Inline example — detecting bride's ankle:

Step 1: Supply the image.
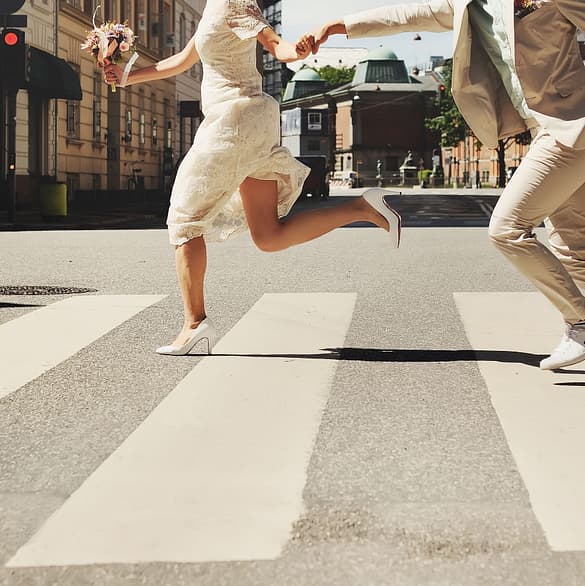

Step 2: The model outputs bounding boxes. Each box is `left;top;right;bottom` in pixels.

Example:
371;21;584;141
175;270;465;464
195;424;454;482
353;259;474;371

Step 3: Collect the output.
183;317;206;330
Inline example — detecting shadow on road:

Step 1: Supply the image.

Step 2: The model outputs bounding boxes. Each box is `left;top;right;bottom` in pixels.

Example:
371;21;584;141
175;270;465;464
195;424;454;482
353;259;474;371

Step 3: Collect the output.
0;302;44;308
211;347;545;367
293;193;498;228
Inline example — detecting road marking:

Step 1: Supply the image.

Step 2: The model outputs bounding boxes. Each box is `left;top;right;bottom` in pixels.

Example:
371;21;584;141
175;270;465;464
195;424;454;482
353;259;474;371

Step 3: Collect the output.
7;292;357;567
478;202;494;217
0;295;166;400
455;292;585;551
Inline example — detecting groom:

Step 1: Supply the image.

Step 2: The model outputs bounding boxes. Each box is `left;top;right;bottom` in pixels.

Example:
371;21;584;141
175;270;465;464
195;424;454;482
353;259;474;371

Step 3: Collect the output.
311;0;585;370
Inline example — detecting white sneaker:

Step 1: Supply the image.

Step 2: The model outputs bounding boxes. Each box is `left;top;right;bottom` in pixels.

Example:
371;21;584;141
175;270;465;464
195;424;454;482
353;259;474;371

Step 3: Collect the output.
540;322;585;370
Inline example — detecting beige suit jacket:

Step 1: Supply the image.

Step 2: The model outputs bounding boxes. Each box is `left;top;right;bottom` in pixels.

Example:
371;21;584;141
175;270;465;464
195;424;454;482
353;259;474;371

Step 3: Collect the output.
345;0;585;149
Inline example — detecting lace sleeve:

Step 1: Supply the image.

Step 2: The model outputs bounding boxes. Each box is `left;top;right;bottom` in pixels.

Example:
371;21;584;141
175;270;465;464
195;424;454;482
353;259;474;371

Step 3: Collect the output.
226;0;270;40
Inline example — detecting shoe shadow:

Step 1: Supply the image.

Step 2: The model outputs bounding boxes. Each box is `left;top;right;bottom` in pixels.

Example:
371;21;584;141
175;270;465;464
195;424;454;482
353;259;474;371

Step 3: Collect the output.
213;348;545;368
554;368;585;375
0;302;44;308
554;381;585;387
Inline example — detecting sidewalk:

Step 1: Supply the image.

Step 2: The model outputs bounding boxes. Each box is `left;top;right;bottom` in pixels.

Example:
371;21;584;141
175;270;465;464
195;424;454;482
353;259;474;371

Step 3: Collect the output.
0;204;166;231
329;185;504;197
0;187;504;231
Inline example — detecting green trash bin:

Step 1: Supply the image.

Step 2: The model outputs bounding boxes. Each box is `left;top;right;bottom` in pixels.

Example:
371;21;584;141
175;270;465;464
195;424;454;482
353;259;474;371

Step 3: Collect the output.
40;182;67;219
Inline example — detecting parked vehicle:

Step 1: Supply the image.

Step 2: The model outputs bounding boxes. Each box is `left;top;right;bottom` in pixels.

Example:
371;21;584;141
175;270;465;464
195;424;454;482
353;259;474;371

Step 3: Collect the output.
332;170;361;188
296;156;330;199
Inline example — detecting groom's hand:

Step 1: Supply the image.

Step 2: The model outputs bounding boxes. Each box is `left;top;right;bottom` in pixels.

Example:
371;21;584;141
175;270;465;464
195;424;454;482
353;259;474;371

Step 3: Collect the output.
311;20;347;54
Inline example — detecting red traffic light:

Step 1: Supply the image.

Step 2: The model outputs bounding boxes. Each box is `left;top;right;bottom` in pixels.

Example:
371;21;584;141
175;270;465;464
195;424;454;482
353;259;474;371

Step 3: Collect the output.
2;29;24;47
439;84;446;92
3;31;19;46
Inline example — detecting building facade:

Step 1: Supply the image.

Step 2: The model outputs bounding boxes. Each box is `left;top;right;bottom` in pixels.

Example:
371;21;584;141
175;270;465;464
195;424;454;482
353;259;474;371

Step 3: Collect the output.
3;1;210;214
3;0;59;204
59;0;177;198
258;0;290;101
281;47;442;187
174;0;205;159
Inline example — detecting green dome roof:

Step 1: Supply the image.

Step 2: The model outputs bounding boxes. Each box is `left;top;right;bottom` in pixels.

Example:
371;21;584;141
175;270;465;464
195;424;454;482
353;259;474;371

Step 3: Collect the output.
361;46;399;61
292;67;322;81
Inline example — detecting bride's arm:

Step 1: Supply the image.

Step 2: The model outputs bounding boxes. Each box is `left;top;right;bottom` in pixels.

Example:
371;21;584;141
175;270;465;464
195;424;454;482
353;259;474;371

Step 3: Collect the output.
256;27;312;63
104;36;199;87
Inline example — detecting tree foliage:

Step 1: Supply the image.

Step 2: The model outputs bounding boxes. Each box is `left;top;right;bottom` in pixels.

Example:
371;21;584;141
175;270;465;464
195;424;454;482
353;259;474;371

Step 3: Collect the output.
425;59;468;147
317;65;356;89
426;59;534;186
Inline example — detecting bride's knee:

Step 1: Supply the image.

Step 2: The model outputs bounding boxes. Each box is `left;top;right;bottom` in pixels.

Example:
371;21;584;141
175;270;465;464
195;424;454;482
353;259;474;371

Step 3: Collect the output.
250;227;284;253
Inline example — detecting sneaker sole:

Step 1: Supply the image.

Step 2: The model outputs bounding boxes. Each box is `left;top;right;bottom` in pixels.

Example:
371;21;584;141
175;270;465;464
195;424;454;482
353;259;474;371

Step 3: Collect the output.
540;352;585;370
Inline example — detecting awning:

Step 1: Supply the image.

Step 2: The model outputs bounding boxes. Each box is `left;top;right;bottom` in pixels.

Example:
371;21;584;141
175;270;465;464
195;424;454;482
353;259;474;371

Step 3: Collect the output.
26;46;82;101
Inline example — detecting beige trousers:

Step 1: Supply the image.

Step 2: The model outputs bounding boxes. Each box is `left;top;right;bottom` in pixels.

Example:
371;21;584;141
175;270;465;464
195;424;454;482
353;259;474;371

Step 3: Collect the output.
488;130;585;324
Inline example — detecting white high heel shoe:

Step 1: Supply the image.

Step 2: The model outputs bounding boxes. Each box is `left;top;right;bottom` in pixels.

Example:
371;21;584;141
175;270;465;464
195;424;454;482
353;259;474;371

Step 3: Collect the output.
156;318;218;356
362;188;402;248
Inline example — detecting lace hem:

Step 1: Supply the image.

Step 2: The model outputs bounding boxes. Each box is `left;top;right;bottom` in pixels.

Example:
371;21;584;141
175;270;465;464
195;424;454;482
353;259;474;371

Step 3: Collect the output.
226;0;270;40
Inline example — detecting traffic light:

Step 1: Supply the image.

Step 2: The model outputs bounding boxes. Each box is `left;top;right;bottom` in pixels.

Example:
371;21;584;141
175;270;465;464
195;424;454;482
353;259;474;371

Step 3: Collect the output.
0;28;28;89
438;83;446;102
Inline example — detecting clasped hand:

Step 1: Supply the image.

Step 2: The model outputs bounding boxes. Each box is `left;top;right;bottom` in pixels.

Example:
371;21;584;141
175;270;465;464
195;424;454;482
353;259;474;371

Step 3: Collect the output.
295;25;330;59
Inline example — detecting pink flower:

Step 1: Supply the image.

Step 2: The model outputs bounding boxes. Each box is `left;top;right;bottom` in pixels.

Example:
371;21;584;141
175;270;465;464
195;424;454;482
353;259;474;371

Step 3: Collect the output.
119;41;130;52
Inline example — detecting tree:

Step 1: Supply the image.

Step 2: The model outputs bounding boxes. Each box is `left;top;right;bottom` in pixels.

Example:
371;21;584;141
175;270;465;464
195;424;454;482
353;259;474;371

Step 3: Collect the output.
426;59;533;186
317;65;355;90
425;59;468;148
495;131;531;187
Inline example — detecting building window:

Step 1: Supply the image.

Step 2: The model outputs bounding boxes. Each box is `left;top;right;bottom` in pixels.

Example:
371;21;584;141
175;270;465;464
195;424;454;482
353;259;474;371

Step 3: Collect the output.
66;64;81;138
149;2;160;52
152;118;158;146
93;72;102;140
92;173;101;192
161;1;174;56
308;112;322;131
307;139;321;152
179;13;186;48
139;113;146;145
66;173;80;202
138;89;145;146
163;98;172;148
136;0;147;43
125;109;132;144
103;1;120;20
166;121;172;148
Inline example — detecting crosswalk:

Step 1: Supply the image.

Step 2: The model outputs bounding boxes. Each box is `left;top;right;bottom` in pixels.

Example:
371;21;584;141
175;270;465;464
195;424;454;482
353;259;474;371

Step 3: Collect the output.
455;293;585;552
1;291;585;568
0;295;167;400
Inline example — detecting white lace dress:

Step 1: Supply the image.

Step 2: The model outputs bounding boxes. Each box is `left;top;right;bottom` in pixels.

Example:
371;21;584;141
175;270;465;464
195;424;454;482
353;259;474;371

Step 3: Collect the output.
167;0;310;245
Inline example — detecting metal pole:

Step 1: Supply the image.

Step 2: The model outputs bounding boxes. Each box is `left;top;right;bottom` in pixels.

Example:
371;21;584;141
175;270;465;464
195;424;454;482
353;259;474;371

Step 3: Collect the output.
7;89;17;222
54;0;59;178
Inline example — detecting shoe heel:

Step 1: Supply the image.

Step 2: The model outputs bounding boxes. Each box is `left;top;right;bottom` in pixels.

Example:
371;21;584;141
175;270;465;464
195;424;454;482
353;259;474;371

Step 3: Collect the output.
389;209;402;249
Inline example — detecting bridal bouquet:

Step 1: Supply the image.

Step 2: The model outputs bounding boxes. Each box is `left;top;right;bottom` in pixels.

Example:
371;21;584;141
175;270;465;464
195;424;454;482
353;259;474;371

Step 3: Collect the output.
514;0;544;19
81;9;138;92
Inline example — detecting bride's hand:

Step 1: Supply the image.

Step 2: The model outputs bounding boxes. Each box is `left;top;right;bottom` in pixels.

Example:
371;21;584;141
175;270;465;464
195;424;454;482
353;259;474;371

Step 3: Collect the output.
295;34;315;59
103;63;122;86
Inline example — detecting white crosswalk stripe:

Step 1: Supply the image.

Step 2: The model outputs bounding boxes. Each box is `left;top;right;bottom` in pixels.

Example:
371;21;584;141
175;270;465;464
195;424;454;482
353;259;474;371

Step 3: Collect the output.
4;290;583;568
0;295;167;400
6;292;357;567
455;292;585;552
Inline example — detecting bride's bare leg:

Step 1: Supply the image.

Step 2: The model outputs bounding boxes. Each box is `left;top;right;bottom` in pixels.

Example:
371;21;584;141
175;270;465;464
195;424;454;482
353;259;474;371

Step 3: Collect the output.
239;177;388;252
172;236;207;345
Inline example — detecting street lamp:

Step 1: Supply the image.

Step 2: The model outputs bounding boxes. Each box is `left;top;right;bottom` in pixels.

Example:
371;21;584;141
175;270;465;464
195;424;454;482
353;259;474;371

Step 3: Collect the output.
413;33;421;70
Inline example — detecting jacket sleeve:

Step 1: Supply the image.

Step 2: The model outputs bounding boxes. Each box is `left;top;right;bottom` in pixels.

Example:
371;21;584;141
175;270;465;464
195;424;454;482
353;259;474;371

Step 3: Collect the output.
344;0;454;39
555;0;585;33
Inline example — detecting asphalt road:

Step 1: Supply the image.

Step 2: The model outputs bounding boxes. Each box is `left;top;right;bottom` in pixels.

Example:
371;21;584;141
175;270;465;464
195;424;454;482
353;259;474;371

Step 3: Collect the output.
1;200;584;585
